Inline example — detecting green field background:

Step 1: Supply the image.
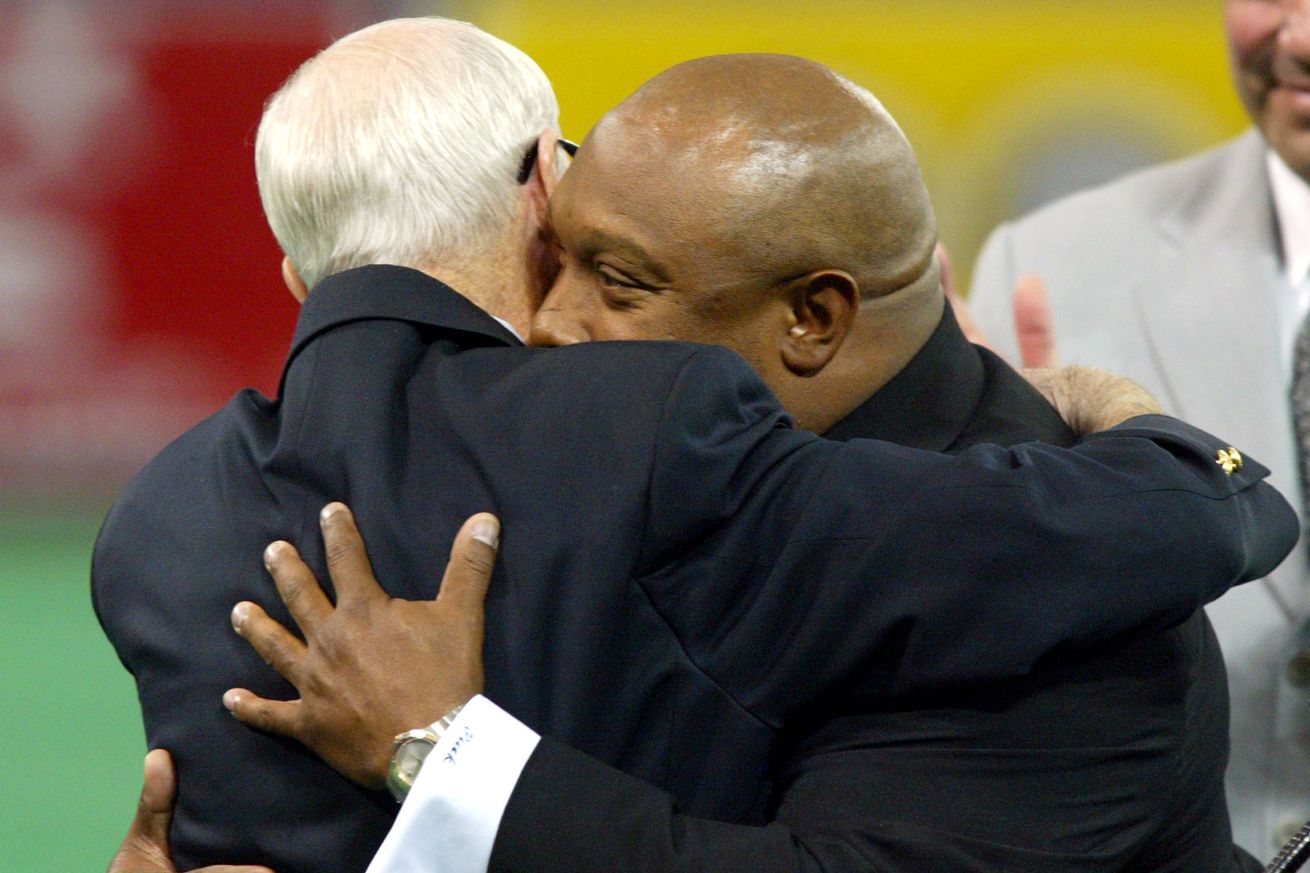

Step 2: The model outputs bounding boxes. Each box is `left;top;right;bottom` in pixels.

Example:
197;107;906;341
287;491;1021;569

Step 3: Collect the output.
1;507;144;872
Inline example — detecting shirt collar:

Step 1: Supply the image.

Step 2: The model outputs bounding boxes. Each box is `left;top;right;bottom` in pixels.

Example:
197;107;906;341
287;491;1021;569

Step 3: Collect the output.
1267;148;1310;289
492;316;524;342
281;264;522;397
822;302;982;451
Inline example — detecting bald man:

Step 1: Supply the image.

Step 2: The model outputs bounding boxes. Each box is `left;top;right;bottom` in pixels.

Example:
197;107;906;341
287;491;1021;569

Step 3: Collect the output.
193;55;1262;873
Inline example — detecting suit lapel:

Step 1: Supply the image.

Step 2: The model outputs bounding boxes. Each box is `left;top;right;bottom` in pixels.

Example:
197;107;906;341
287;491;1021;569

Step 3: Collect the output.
1133;132;1284;436
1133;131;1308;619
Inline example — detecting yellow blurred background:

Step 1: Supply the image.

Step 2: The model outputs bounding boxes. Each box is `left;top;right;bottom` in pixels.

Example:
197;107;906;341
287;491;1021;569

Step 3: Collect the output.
0;2;1253;869
464;0;1247;286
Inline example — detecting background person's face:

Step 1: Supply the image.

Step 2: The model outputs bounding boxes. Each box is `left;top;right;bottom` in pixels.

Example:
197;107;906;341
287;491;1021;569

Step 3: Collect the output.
1228;0;1310;177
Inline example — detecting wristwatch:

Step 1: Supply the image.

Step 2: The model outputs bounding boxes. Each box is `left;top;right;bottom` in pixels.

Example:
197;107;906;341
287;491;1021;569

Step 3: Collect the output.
386;702;466;802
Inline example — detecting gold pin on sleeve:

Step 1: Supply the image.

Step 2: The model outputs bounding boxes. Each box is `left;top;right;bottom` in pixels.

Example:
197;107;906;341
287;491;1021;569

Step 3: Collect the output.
1215;447;1243;476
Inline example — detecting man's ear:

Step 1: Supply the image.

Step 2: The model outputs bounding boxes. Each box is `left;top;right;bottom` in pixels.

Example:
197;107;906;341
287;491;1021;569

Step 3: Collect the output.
781;271;860;376
523;131;569;303
282;256;309;303
527;129;566;212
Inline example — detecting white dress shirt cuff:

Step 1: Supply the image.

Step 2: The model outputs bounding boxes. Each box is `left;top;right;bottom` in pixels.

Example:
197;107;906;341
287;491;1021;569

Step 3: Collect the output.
366;694;541;873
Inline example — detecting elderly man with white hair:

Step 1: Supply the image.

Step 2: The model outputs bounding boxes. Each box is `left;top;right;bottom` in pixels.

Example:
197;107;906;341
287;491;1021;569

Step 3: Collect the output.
254;16;568;337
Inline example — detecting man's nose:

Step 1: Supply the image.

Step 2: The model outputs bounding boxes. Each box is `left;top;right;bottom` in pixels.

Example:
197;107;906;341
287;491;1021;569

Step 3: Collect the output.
528;307;588;348
1281;2;1310;61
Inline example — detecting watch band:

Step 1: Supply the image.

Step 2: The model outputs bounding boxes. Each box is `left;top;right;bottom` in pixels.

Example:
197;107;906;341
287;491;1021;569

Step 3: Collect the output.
430;701;466;739
386;701;468;802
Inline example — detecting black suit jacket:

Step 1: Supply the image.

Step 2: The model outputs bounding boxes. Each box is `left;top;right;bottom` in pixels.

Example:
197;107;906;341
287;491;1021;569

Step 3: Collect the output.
490;309;1260;873
92;267;1291;873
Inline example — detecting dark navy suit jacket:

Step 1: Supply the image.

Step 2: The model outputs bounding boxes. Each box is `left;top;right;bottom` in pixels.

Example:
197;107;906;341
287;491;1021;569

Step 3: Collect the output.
92;266;1293;873
487;309;1261;873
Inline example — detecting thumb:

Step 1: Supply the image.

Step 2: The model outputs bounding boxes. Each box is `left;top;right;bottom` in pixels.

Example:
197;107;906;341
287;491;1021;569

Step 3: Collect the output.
935;242;958;299
113;749;278;873
137;749;177;839
436;513;499;613
109;749;177;873
1014;274;1057;368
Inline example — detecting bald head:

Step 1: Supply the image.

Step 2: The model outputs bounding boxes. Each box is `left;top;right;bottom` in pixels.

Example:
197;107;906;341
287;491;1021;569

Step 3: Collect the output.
593;54;938;298
537;53;946;433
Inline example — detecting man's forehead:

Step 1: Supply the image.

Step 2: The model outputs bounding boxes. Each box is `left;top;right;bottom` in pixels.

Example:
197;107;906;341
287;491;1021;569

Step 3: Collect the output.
560;107;770;247
552;133;663;224
550;162;661;251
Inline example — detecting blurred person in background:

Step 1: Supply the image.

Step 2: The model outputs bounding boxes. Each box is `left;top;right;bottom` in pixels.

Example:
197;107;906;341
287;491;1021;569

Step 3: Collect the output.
968;0;1310;856
109;31;1287;873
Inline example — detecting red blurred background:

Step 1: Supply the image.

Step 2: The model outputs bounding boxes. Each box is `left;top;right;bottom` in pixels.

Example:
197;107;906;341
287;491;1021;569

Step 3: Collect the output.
0;3;389;498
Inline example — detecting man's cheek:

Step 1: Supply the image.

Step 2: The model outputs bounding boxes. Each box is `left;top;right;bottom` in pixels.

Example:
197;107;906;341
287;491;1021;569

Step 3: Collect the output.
1226;5;1279;63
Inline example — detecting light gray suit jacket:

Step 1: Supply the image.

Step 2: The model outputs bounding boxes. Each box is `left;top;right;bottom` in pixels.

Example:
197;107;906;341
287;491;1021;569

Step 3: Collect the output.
971;129;1310;858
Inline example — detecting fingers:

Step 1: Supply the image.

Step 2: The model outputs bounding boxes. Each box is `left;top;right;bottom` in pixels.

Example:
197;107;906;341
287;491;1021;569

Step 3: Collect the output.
1017;366;1064;419
231;601;308;688
437;513;499;614
114;752;274;872
1014;274;1057;368
935;242;958;299
263;540;332;636
108;750;176;873
1019;365;1160;435
319;503;385;608
136;749;177;838
1017;367;1058;392
223;687;302;740
141;748;177;815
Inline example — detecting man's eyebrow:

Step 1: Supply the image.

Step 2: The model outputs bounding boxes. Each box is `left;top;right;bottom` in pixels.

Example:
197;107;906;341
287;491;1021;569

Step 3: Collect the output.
570;223;672;283
594;230;675;281
582;228;645;257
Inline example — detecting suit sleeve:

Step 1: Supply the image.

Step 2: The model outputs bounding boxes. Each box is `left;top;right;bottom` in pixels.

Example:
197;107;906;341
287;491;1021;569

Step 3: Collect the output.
489;738;1031;873
373;697;962;873
383;700;1022;873
489;732;1267;873
636;347;1299;722
966;222;1023;361
490;738;822;873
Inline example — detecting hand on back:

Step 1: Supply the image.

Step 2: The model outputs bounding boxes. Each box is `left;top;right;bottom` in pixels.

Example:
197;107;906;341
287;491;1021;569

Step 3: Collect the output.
941;244;1157;432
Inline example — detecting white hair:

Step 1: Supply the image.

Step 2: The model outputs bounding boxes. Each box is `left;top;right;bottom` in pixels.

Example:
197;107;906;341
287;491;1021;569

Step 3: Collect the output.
255;17;560;289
